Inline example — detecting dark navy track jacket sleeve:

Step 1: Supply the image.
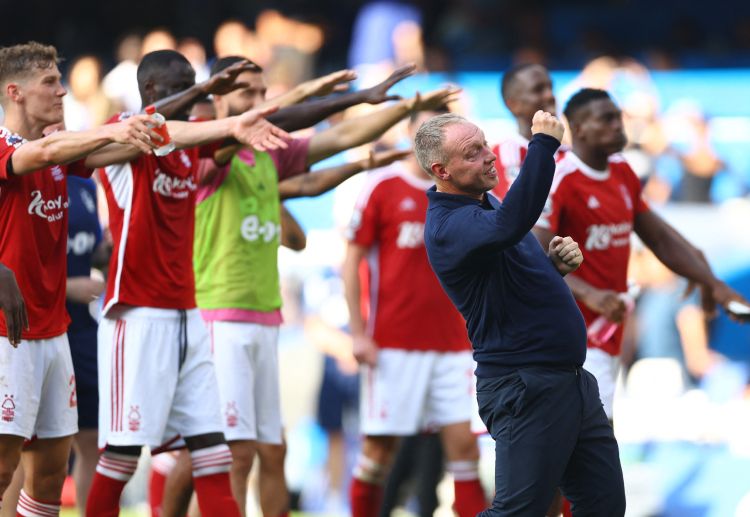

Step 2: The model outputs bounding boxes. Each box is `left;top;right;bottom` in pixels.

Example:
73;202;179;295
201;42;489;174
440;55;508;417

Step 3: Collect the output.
429;134;560;268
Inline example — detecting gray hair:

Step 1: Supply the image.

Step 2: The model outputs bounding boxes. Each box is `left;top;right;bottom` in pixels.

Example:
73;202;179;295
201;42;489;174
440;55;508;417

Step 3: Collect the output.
413;113;467;176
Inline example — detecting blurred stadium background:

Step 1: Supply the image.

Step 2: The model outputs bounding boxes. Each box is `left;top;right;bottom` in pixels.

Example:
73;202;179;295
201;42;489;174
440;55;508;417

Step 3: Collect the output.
6;1;750;515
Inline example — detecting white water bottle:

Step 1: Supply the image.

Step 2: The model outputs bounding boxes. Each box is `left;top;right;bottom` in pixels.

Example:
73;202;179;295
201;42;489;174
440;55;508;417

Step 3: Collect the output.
587;284;640;347
144;105;175;156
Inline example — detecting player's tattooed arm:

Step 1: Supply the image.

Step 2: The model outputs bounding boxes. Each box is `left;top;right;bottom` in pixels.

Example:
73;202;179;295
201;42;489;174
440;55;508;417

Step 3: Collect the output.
305;85;461;167
278;149;411;200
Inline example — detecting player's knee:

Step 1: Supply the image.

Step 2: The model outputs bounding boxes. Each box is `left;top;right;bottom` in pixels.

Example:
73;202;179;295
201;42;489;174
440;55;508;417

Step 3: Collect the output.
0;466;15;494
362;436;398;465
229;444;256;474
257;442;286;473
447;434;480;462
26;463;68;499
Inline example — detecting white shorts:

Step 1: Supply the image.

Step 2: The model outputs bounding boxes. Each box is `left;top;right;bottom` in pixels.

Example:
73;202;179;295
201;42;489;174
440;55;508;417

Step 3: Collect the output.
0;334;78;440
206;321;282;444
360;349;474;436
584;347;621;420
98;307;223;450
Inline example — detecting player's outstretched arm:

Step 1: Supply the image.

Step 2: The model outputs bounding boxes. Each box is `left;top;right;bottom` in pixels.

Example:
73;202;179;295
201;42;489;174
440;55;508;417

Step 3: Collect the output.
634;209;750;321
305;85;461;167
266;64;416;133
168;106;291;152
10;116;158;175
279;149;411;200
151;60;262;120
279;205;306;251
0;263;28;347
262;69;358;109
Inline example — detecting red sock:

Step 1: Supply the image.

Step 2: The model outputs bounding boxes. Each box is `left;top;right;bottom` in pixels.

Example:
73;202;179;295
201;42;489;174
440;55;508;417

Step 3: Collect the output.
16;489;61;517
149;452;178;517
85;452;139;517
191;445;239;517
350;454;386;517
350;478;383;517
563;497;572;517
448;461;487;517
453;479;487;517
148;468;167;517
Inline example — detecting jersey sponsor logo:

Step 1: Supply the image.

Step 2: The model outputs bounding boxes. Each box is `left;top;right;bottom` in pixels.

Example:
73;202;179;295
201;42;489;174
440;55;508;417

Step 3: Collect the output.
68;231;97;256
28;190;68;222
240;214;280;243
584;222;632;250
1;394;15;422
399;197;417;211
396;221;425;249
152;169;197;199
587;195;600;209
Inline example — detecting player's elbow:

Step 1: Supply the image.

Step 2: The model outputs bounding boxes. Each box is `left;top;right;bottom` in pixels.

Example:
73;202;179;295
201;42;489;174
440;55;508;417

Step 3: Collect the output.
285;235;306;251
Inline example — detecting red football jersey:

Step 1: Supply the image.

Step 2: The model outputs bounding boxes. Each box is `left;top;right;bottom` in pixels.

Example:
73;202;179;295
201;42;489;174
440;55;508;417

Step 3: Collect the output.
347;168;470;352
490;133;566;200
100;113;200;314
536;153;648;355
0;127;91;339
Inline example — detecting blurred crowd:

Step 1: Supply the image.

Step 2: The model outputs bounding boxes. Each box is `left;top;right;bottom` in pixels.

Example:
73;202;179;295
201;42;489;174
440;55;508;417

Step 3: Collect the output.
3;5;750;515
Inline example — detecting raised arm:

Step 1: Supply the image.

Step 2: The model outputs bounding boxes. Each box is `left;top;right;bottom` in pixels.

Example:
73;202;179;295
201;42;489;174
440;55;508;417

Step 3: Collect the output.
278;149;410;200
9;115;158;175
434;116;562;267
263;69;358;109
306;86;461;166
85;106;290;169
151;60;263;119
267;64;416;133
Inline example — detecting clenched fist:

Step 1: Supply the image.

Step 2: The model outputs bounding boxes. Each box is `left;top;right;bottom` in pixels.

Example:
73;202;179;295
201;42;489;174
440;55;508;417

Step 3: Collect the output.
549;235;583;276
531;110;564;143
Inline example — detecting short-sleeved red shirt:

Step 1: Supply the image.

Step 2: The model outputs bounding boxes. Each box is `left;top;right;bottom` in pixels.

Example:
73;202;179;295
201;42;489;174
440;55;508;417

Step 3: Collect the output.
347;168;470;352
0;127;91;339
536;153;648;355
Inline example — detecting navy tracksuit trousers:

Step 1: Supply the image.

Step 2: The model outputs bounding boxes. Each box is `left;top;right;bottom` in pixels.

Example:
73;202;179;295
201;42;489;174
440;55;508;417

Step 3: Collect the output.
476;367;625;516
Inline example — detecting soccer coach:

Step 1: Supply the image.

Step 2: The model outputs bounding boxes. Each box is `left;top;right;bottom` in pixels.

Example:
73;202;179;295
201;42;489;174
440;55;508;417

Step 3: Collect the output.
416;111;626;516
